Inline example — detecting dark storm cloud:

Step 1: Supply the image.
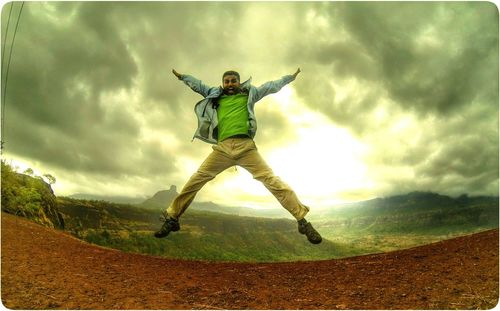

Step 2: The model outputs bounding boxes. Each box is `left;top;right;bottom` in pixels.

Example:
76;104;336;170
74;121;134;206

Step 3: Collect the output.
314;41;377;81
2;2;178;178
2;1;497;200
4;2;137;131
117;2;248;105
2;1;252;185
287;2;498;197
291;2;498;117
415;113;499;189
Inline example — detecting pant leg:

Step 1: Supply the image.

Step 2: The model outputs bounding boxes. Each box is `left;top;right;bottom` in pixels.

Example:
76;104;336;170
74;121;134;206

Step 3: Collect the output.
166;145;236;219
235;139;310;220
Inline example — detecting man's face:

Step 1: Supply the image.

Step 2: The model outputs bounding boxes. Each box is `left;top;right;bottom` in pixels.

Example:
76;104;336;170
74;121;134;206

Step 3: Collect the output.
222;74;241;95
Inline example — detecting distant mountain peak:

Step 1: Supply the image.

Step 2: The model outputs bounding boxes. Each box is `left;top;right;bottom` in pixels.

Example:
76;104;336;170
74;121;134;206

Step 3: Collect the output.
141;185;179;208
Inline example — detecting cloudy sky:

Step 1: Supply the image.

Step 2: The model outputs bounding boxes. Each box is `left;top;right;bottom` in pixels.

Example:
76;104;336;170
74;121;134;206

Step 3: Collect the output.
1;2;498;210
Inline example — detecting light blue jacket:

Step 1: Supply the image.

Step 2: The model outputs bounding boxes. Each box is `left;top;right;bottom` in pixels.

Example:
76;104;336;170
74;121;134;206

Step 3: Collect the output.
179;74;296;144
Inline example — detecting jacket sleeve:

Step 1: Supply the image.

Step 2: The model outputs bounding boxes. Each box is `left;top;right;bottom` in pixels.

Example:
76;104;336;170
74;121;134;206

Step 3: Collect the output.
253;75;295;102
180;74;217;98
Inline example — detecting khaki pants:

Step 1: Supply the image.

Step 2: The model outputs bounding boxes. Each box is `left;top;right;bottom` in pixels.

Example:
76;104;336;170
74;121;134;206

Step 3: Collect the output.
166;137;310;220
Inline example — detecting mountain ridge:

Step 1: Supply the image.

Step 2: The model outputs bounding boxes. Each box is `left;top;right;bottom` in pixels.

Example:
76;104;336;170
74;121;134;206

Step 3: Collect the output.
3;163;497;262
72;188;499;220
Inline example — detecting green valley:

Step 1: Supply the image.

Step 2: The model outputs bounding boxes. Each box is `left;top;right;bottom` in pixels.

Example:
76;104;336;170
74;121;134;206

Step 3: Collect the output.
57;197;365;262
310;192;499;253
2;161;498;262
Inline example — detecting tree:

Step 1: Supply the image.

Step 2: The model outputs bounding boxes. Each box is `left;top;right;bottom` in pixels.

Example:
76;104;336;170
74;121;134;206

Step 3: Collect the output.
23;168;34;176
43;174;56;185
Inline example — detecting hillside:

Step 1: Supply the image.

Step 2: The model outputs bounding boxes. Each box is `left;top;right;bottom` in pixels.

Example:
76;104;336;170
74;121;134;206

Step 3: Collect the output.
137;187;276;217
0;161;64;229
2;212;498;309
2;163;498;262
56;197;360;262
312;191;498;229
311;191;499;251
55;190;498;261
139;185;178;209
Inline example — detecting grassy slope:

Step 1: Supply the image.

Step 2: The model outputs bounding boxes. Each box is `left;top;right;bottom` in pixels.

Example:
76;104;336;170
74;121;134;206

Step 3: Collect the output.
311;193;498;253
56;192;499;262
4;161;497;262
57;197;370;262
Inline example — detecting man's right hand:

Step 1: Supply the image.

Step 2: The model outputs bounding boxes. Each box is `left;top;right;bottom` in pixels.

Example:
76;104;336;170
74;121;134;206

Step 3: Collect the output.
172;69;182;80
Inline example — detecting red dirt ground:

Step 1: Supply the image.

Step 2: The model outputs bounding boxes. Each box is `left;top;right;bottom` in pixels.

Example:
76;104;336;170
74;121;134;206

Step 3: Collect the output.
1;212;498;310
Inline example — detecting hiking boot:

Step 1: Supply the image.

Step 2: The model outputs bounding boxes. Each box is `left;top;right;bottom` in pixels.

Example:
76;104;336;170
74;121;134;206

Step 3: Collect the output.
154;214;180;238
298;219;322;244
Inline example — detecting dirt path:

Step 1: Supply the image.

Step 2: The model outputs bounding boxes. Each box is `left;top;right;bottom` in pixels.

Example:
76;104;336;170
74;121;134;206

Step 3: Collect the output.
1;212;498;309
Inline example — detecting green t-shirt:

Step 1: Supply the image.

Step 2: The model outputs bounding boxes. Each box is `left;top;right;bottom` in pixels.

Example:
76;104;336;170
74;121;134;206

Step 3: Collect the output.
217;93;249;142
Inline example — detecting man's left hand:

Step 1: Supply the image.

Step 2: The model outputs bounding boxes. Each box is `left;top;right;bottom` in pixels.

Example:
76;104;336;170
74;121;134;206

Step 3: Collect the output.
292;68;301;78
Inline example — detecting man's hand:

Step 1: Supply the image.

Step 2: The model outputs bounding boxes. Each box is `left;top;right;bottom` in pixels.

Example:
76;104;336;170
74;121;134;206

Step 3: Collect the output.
292;67;301;79
172;69;182;80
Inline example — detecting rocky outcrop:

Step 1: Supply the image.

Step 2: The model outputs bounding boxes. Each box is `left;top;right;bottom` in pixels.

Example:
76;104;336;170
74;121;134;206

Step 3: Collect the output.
1;162;64;229
140;185;178;209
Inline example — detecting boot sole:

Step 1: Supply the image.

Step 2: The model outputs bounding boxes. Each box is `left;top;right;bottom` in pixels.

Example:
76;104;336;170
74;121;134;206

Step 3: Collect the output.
307;236;322;244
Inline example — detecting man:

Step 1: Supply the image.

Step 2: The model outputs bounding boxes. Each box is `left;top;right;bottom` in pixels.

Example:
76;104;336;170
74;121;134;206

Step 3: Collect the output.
154;68;322;244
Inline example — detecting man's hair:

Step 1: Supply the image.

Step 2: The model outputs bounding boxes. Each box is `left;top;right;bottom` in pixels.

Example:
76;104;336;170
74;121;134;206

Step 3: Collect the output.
222;70;240;82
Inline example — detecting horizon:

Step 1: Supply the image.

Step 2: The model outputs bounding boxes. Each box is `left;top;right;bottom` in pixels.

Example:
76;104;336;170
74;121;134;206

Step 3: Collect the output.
5;157;498;211
1;2;498;209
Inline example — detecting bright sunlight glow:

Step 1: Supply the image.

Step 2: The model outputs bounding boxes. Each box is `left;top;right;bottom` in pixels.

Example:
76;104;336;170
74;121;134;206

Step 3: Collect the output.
197;87;374;209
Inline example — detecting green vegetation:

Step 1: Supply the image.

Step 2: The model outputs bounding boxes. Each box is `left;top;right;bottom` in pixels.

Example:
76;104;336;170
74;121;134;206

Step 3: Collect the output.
82;226;362;262
56;197;367;261
310;192;499;253
1;161;63;228
56;191;498;262
2;162;498;262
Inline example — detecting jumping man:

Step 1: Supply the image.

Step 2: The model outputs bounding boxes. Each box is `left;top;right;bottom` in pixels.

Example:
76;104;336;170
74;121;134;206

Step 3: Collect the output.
154;68;322;244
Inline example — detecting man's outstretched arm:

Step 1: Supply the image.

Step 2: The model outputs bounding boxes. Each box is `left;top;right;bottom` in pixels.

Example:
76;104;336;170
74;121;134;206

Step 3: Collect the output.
172;69;215;98
253;68;301;101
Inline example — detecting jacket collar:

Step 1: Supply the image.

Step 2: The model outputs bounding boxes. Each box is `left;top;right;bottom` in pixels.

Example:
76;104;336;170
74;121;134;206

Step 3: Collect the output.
240;76;252;91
